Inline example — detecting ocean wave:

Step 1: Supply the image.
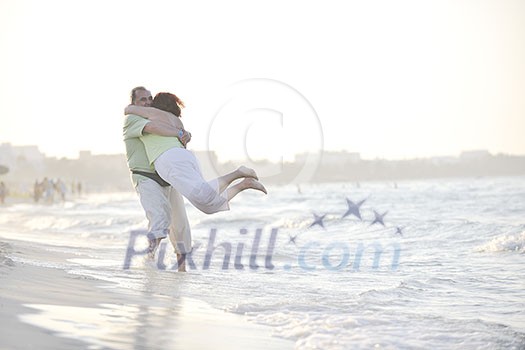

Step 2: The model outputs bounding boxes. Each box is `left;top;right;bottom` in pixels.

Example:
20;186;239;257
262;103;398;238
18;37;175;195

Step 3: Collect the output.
226;301;333;316
476;231;525;253
0;241;15;267
19;215;141;233
248;309;525;350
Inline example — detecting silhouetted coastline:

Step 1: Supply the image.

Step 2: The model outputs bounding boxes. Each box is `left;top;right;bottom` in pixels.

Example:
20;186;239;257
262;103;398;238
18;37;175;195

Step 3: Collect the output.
1;145;524;196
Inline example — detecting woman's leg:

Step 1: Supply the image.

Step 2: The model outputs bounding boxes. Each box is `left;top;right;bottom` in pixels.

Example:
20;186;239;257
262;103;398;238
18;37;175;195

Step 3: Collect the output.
226;178;267;201
155;149;231;214
155;149;266;214
216;166;258;194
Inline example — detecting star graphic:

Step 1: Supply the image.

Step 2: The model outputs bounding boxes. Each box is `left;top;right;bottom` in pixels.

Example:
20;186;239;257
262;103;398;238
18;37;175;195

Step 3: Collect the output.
309;213;327;229
288;234;298;245
370;210;388;226
394;226;404;236
342;198;366;220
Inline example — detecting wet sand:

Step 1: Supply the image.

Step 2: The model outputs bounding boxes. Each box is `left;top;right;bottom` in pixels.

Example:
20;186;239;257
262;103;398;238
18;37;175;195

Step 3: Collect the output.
0;238;294;350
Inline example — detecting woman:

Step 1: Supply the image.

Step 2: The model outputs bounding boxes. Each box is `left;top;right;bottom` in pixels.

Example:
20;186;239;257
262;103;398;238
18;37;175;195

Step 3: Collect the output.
127;92;267;214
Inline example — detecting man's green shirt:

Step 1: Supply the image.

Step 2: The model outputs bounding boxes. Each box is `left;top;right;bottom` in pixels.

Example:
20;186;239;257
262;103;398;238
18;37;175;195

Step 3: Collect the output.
123;114;154;187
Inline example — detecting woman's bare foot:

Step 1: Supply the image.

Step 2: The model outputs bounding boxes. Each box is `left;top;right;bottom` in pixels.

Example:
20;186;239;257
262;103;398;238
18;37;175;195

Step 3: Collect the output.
237;166;258;180
241;178;267;194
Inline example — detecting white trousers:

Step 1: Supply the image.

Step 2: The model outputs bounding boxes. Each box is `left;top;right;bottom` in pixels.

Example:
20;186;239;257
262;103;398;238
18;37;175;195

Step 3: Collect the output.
136;178;192;253
154;148;229;215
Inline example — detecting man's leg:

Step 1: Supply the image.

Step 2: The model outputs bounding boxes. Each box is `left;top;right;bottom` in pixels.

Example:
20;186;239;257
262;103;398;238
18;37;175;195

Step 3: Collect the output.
136;178;171;259
168;187;192;272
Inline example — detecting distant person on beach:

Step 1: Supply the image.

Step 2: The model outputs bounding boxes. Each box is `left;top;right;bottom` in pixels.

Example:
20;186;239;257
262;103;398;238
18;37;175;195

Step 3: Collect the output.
125;92;267;215
42;177;54;204
0;182;7;204
34;180;42;202
123;86;192;270
54;179;67;201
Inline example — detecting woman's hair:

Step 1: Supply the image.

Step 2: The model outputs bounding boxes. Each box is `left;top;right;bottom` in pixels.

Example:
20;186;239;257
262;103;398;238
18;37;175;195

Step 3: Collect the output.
151;92;185;117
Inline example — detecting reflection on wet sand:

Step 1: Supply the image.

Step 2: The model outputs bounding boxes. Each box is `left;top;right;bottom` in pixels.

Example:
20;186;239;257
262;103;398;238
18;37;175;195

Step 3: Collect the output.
17;267;291;350
19;296;290;350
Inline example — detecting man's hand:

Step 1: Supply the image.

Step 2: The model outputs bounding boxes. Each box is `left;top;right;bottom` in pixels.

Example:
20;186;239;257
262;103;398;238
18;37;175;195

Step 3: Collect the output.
180;130;192;147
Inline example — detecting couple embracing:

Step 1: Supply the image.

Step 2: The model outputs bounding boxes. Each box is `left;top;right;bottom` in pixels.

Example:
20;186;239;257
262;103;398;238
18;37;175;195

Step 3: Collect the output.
123;87;267;271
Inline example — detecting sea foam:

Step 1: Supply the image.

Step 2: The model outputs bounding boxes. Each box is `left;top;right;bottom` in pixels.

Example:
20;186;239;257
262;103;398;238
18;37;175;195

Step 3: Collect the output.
476;231;525;253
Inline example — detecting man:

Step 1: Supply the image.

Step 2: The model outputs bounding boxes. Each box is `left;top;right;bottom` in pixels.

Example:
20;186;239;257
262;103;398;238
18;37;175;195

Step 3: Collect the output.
123;86;192;271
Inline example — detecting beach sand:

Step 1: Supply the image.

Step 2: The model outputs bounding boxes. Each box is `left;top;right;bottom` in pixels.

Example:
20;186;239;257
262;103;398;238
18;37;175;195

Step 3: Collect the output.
0;238;294;350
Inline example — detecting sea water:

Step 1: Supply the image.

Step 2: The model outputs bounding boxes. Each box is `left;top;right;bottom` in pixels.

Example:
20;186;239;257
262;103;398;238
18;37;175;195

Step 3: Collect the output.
1;176;524;349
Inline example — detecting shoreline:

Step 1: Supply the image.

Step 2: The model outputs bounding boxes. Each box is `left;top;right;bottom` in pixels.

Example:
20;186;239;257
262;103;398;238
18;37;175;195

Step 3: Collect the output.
0;237;294;350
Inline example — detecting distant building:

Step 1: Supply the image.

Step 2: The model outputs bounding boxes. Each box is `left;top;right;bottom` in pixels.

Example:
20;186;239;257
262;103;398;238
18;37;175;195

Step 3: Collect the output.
460;150;491;160
430;156;459;165
0;143;45;173
79;150;92;160
295;151;361;166
321;151;361;165
0;143;14;168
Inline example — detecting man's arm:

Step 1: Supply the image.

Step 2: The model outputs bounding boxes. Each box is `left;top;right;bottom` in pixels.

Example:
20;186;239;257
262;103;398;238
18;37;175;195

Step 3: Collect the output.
143;120;183;137
125;105;184;130
124;114;181;139
124;114;190;146
125;105;191;145
144;120;192;146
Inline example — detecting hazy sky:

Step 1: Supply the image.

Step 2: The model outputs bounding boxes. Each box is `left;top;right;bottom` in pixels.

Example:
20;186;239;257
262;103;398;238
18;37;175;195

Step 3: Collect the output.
1;0;524;161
